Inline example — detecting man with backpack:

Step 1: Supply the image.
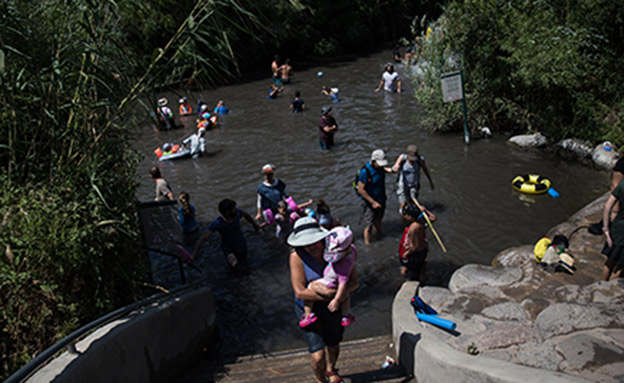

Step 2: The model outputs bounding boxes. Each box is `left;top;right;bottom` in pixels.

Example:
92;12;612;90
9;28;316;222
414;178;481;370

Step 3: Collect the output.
356;149;393;244
392;144;434;212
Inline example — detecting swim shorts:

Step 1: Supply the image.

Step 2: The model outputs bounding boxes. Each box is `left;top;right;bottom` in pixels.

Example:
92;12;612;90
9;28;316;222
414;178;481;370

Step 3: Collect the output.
361;200;385;227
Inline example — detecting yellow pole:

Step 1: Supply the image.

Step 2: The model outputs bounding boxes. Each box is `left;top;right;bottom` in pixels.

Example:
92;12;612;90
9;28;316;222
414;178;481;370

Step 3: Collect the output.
412;198;447;253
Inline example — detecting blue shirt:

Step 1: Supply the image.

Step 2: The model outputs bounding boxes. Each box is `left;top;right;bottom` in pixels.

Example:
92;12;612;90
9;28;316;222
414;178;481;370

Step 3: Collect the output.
291;99;304;112
257;180;288;211
214;105;229;115
178;205;199;232
207;209;246;254
358;162;386;204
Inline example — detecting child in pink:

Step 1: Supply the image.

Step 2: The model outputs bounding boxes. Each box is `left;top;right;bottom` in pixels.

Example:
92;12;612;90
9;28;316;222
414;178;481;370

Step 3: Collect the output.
300;226;357;328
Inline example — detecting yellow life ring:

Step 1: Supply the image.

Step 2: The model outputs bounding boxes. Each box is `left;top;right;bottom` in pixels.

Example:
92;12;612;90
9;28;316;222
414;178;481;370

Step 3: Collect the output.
512;174;552;194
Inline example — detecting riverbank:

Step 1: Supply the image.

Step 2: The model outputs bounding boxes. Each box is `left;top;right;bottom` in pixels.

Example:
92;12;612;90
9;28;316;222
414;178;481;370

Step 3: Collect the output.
395;191;624;382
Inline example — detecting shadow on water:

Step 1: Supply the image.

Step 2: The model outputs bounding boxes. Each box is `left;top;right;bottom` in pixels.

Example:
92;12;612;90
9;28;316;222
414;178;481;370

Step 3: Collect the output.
133;49;610;358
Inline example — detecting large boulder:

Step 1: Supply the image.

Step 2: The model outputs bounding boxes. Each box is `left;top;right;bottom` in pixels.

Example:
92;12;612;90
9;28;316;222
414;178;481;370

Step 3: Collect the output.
508;133;549;148
535;303;623;339
592;143;619;170
449;264;523;293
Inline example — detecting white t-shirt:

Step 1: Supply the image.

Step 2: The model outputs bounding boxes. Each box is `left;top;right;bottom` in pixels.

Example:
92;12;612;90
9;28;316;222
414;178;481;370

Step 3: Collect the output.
382;71;400;92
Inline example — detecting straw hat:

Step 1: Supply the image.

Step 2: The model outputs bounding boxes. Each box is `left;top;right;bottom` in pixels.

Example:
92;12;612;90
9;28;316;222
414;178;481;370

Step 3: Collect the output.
158;98;168;107
287;217;329;247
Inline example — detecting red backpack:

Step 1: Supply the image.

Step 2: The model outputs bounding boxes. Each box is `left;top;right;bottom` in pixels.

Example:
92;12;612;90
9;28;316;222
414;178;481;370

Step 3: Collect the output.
398;226;409;260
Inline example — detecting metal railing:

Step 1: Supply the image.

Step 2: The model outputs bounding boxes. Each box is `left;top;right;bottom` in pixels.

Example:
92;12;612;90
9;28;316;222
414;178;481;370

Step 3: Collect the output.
6;248;207;383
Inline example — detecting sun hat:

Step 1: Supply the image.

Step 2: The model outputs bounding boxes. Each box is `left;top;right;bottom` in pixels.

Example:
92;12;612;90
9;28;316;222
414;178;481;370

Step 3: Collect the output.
321;106;332;115
324;226;354;263
200;104;209;112
371;149;388;167
406;144;419;161
558;252;575;274
262;163;276;174
287;216;330;247
158;98;168;107
179;97;187;103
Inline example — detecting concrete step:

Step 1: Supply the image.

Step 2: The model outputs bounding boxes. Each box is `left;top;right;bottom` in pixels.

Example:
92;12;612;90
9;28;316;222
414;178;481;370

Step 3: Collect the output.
173;335;414;383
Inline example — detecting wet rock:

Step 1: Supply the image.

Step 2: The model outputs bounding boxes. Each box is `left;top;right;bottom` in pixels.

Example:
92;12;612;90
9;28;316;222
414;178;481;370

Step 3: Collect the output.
456;285;510;301
556;138;593;158
481;302;531;322
555;332;623;370
508;133;549;148
516;342;563;371
592;144;619;170
535;303;616;338
439;293;488;315
449;264;523;294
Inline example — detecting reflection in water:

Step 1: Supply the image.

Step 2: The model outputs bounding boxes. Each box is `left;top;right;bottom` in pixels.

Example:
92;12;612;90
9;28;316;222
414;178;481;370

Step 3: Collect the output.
133;50;609;357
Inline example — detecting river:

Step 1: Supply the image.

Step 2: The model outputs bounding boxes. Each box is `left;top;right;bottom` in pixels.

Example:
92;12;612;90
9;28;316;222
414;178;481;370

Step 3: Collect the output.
133;49;609;357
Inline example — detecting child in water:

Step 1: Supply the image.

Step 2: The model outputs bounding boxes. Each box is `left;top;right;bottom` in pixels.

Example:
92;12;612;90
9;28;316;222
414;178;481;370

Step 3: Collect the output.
300;226;357;328
321;86;341;103
192;199;260;268
316;199;340;230
178;192;199;234
268;84;283;99
398;204;436;280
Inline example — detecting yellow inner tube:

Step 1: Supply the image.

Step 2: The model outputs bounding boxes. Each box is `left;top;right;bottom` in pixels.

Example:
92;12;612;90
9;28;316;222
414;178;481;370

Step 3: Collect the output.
512;174;552;194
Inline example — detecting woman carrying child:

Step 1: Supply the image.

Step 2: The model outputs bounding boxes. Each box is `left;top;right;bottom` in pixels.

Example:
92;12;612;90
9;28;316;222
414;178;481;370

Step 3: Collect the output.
287;218;358;383
300;226;357;328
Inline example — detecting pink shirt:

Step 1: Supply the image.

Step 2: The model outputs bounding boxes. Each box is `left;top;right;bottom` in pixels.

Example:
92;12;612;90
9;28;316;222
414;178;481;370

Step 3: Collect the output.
317;244;358;289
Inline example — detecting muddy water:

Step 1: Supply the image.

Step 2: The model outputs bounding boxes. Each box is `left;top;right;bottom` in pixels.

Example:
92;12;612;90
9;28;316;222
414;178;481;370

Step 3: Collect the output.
133;50;609;357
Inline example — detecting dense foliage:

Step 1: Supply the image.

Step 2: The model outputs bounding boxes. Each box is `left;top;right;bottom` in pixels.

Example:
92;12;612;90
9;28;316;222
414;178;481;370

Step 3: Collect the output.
410;0;624;145
0;0;426;378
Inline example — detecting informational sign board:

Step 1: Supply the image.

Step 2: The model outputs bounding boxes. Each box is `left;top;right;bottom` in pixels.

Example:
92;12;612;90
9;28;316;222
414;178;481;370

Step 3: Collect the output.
441;71;463;103
137;200;182;247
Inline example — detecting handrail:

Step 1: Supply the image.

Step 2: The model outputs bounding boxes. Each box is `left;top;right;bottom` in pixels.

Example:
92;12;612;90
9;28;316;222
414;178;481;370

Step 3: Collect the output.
6;263;208;383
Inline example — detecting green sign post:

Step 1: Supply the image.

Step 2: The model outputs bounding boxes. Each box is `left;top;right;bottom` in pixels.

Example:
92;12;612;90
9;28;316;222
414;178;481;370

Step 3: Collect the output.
441;70;469;143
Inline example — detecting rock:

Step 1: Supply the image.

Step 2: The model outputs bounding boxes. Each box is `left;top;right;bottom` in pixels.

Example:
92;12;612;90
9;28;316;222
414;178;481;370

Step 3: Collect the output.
516;342;563;371
591;144;619;170
449;264;523;293
508;133;549;148
418;286;454;312
535;303;617;338
439;293;488;315
556;138;593;158
552;284;592;304
585;279;624;304
491;245;533;268
457;285;510;300
481;302;531;322
555;332;623;370
479;345;519;363
453;322;541;351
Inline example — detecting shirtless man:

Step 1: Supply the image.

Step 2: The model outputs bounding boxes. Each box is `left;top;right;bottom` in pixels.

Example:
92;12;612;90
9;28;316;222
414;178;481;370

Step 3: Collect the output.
280;58;293;84
271;55;282;84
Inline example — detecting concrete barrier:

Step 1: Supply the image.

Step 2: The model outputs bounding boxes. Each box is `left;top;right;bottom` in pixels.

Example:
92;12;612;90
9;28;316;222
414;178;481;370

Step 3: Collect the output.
392;282;590;383
27;286;217;383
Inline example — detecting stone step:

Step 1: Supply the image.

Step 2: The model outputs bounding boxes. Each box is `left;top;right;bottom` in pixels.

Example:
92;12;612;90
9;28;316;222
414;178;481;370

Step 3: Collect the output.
173;335;414;383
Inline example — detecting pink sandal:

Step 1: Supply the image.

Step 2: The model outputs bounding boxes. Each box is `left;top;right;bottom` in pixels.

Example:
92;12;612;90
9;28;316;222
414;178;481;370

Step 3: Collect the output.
299;312;318;328
341;314;355;327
